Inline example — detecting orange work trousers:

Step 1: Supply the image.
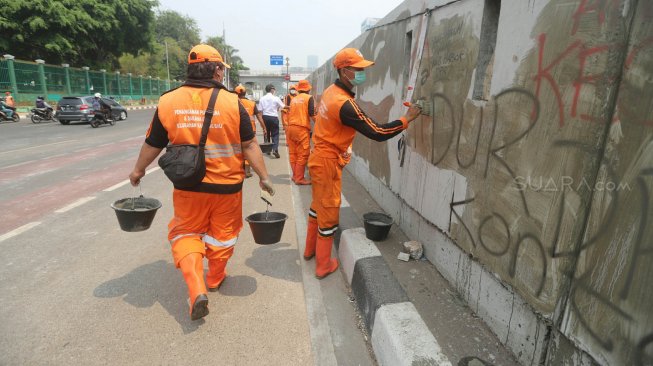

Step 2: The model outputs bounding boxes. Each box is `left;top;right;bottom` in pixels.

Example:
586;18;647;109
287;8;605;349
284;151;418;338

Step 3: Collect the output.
168;189;243;267
308;154;342;237
287;125;311;167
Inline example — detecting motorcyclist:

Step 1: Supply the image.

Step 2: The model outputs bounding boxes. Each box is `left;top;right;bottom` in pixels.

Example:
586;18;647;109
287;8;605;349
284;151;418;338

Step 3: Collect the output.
92;93;110;122
0;97;15;119
35;96;53;116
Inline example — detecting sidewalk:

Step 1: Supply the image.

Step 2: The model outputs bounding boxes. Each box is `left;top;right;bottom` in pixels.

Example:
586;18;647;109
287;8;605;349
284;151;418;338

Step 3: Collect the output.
290;151;522;365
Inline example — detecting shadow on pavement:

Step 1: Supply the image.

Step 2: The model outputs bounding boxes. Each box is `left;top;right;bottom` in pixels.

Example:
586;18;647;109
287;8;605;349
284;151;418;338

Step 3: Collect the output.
213;275;257;297
270;173;291;186
245;242;302;282
93;260;257;332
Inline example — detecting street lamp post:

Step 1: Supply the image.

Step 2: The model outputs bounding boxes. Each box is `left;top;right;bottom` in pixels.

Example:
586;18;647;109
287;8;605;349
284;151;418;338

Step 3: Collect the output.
285;57;290;93
164;39;170;90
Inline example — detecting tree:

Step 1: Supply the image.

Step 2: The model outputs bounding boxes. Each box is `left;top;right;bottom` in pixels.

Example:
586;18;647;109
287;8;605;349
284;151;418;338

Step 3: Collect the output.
152;10;201;81
154;10;200;54
118;53;151;76
1;0;156;68
157;38;186;80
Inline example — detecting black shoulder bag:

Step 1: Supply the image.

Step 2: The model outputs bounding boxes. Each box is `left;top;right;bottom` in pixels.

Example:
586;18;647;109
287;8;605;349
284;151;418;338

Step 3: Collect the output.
158;88;220;188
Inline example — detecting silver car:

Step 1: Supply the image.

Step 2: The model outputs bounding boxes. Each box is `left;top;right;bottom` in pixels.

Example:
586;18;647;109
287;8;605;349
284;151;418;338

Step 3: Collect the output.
55;96;128;125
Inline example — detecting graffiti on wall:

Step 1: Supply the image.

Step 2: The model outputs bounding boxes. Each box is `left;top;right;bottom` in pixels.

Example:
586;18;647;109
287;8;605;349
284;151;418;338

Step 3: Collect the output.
405;0;653;364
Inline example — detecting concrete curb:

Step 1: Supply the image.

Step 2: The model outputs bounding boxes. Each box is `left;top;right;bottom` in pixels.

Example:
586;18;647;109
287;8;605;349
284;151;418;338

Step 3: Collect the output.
339;228;453;366
124;105;157;111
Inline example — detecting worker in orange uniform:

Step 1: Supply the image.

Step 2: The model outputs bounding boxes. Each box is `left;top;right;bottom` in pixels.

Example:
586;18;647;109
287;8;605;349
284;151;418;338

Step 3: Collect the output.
305;48;423;279
129;44;275;320
4;91;15;107
235;84;267;177
286;80;316;185
284;84;297;108
281;84;296;141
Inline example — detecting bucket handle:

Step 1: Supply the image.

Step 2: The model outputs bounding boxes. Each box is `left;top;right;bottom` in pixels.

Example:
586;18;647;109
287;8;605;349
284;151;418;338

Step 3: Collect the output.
132;184;143;210
260;196;272;210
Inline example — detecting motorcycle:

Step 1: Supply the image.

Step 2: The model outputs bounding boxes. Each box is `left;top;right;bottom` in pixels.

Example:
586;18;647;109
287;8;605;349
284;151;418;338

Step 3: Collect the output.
0;106;19;123
90;109;115;128
30;108;55;123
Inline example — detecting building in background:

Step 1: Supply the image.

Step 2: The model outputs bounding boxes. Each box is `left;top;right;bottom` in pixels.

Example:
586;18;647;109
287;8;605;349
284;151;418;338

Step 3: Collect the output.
361;17;380;33
307;55;318;71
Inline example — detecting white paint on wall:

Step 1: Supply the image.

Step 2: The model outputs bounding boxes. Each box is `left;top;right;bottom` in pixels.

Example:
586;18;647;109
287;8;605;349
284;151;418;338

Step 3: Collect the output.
489;0;548;95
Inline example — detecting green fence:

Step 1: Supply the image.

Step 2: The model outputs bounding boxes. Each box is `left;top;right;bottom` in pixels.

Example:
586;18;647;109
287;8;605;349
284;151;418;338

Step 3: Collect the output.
0;56;183;106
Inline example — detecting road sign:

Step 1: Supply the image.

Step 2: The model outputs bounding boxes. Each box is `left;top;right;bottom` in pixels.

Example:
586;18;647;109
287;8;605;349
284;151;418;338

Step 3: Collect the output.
270;55;284;66
284;74;290;81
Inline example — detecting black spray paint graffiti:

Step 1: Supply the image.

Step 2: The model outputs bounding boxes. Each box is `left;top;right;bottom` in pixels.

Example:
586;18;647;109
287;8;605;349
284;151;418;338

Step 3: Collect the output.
425;87;652;358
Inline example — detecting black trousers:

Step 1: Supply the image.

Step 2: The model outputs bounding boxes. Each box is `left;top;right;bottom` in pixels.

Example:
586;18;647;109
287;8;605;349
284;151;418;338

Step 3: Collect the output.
263;115;280;151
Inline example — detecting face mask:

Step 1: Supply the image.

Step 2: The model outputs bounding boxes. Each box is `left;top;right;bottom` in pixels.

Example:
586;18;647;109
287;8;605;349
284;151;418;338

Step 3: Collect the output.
290;90;297;95
352;71;366;85
344;69;366;86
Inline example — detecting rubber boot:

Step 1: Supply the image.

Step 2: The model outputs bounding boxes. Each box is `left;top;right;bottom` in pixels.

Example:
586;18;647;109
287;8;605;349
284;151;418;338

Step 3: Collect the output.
303;220;318;260
295;164;311;185
290;162;298;183
206;245;233;291
206;258;228;291
179;253;209;320
315;236;339;279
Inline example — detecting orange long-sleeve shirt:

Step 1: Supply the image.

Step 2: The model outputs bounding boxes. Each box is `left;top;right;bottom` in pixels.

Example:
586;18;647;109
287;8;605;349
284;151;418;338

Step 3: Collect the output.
312;79;407;158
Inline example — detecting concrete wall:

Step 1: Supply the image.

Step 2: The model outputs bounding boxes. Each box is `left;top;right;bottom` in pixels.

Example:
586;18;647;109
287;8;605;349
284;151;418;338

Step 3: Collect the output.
308;0;653;365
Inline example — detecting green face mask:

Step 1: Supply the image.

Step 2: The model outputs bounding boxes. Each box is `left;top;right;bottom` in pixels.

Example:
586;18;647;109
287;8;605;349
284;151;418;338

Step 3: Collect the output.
351;70;366;85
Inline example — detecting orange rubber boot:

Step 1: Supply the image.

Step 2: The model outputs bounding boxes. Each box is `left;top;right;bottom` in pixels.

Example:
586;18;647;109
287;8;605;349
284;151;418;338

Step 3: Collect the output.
304;220;318;260
206;260;228;291
290;163;298;183
295;164;311;185
206;245;233;291
179;253;209;320
315;236;339;279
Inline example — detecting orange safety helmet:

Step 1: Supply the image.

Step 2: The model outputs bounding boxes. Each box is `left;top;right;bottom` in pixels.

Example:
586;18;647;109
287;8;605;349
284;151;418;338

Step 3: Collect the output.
333;48;374;69
296;80;312;92
234;85;246;94
188;44;231;68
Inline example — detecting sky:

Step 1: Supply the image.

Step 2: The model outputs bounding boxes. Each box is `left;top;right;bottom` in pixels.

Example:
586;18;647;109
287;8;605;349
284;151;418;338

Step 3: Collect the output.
156;0;403;71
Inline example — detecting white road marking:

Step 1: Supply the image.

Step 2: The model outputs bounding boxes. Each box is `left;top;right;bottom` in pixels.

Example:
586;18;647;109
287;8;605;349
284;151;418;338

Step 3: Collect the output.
0;140;77;156
0;222;42;243
2;161;31;169
55;196;96;213
103;166;161;192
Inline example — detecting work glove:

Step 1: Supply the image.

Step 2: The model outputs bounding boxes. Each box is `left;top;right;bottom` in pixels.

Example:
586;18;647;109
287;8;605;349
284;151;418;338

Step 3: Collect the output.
260;179;275;196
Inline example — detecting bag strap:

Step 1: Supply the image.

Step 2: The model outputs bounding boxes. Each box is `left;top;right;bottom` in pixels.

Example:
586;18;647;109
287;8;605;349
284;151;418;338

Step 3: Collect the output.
199;88;221;148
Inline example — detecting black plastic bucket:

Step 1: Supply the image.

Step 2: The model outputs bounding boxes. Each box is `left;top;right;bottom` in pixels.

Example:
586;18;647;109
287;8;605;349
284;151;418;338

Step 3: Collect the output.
245;211;288;244
259;142;273;154
111;196;162;232
363;212;393;241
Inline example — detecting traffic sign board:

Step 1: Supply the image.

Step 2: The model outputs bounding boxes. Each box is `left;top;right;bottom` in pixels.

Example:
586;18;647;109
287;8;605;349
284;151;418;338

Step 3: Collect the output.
270;55;284;66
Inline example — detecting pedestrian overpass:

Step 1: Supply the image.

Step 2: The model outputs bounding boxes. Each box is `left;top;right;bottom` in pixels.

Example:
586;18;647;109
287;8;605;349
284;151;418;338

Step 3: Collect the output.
237;70;310;101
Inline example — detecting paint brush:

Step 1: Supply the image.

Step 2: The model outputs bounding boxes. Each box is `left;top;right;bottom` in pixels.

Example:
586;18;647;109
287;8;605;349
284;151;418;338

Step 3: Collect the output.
403;99;432;117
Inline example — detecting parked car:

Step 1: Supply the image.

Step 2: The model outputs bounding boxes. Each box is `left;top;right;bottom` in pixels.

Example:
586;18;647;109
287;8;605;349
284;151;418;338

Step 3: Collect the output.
55;96;128;125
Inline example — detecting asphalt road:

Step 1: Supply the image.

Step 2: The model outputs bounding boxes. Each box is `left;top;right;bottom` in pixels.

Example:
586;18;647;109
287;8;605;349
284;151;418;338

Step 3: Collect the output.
0;112;375;366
